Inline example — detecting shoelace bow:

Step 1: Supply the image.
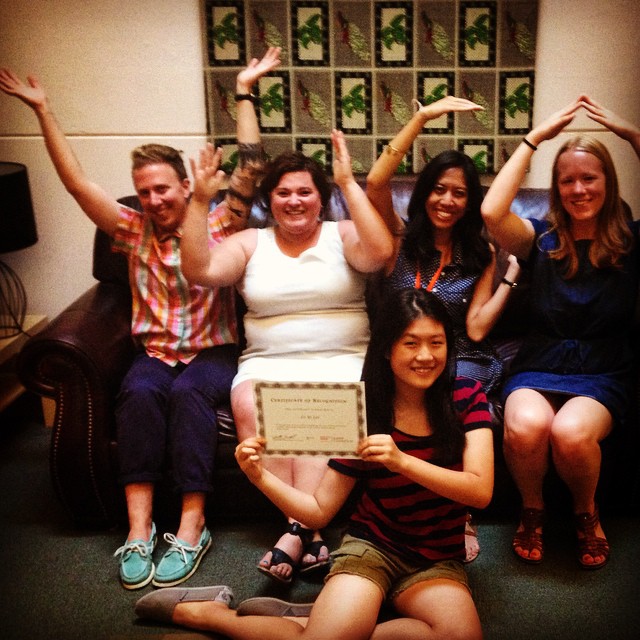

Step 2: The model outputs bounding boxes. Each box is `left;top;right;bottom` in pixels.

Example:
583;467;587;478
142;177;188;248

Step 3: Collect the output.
162;533;202;563
113;540;152;558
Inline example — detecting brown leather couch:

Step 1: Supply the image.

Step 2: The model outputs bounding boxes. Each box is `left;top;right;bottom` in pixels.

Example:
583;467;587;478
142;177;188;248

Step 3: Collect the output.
17;180;640;528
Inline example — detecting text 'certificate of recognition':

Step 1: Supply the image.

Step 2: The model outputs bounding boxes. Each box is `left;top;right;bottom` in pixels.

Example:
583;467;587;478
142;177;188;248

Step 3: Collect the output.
253;381;367;458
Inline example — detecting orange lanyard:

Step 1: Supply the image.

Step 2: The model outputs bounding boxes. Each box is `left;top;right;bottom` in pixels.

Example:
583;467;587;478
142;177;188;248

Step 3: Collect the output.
415;257;445;291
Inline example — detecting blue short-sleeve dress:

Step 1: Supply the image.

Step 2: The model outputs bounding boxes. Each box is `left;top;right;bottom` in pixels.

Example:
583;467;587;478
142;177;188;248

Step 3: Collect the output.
503;218;640;425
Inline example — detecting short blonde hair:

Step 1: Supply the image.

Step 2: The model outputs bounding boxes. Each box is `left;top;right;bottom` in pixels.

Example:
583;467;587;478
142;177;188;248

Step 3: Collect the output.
130;144;188;182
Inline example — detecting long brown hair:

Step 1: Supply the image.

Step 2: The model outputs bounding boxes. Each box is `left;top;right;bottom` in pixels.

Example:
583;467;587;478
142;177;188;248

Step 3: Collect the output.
545;135;633;278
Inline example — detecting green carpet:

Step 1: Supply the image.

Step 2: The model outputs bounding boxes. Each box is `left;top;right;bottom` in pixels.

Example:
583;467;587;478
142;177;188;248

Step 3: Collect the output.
1;395;639;639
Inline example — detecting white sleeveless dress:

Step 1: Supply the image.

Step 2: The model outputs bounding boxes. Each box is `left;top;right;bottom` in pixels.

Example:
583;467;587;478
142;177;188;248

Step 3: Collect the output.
232;222;369;387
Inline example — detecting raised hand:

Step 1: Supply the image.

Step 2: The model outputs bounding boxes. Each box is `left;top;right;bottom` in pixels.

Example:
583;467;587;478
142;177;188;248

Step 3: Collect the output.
331;129;354;188
527;98;582;147
579;94;640;144
0;68;47;110
236;47;281;94
504;253;521;284
415;95;483;121
357;434;405;473
189;143;226;204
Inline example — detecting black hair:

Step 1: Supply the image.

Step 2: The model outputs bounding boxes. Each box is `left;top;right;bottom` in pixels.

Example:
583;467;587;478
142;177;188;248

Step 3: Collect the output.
404;150;491;274
361;287;465;465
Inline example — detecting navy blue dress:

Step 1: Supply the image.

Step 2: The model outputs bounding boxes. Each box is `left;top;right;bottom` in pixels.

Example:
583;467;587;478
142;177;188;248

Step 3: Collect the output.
503;218;640;425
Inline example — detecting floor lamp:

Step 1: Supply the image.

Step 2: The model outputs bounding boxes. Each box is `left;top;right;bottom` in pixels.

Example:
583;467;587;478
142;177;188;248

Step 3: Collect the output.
0;162;38;339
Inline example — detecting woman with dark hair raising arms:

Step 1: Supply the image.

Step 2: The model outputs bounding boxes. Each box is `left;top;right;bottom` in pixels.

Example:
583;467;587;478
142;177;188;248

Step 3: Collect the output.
134;287;493;640
481;95;640;569
367;96;521;402
367;96;520;562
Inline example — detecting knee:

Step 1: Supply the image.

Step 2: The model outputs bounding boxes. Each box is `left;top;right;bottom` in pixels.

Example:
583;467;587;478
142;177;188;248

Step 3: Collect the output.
118;375;165;406
503;407;549;452
550;420;599;460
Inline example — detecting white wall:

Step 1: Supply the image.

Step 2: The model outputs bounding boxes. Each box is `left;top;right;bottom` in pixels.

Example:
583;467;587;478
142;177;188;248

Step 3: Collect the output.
0;0;638;320
0;0;207;320
526;0;640;215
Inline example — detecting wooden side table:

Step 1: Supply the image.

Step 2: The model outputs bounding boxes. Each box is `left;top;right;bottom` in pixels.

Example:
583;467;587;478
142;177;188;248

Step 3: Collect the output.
0;314;54;424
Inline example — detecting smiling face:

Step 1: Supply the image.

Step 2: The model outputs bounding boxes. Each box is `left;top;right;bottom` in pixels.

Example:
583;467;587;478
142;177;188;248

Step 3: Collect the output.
269;170;323;237
132;163;190;239
555;149;606;235
389;316;448;395
425;166;468;234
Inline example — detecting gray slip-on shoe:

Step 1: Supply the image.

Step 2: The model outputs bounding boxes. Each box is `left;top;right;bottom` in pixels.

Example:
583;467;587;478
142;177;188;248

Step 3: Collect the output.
237;596;314;617
135;585;234;624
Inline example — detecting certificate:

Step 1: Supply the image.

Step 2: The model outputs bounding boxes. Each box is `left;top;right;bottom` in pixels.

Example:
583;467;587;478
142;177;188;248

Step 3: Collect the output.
253;381;367;458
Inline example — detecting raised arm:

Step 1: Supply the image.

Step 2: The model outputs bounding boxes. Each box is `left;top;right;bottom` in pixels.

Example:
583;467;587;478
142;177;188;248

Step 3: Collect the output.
366;96;483;235
182;143;253;287
0;68;120;235
235;437;356;530
580;94;640;161
332;130;394;272
223;48;281;220
466;252;521;341
481;99;582;260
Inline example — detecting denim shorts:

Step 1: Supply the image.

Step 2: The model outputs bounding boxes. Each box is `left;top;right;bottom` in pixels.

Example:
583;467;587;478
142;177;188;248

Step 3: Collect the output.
327;534;469;601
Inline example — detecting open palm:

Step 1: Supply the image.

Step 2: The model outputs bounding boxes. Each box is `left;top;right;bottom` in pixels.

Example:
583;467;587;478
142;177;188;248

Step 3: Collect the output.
236;47;281;92
0;69;47;109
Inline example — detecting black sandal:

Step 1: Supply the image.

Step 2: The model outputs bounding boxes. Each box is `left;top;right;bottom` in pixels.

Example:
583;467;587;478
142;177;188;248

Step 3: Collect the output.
257;522;313;585
299;538;331;578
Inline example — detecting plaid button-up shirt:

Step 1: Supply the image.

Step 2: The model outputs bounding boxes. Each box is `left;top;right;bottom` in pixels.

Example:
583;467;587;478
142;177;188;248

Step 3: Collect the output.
112;203;238;366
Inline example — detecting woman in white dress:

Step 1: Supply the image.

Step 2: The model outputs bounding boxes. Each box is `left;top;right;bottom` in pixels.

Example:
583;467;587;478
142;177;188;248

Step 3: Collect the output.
181;130;393;583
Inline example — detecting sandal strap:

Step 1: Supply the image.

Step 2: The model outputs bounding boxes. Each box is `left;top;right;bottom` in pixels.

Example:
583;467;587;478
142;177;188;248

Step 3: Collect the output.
287;521;314;545
575;507;610;567
574;508;599;535
520;507;544;532
512;508;544;560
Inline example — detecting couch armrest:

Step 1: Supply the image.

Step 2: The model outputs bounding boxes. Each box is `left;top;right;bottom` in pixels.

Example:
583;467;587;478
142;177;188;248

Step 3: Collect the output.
18;282;134;528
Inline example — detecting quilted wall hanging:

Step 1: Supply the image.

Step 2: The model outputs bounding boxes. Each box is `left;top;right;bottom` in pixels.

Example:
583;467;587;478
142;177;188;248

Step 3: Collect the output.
203;0;538;175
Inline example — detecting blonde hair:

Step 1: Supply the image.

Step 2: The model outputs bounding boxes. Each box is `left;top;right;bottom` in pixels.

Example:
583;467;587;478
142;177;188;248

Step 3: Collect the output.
545;135;632;278
130;144;188;182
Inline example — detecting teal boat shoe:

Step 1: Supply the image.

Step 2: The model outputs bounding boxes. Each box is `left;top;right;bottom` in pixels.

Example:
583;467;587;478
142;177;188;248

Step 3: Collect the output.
152;526;212;587
114;522;157;590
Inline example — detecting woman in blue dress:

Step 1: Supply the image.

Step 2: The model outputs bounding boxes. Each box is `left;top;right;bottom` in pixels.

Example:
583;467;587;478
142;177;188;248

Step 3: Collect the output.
367;96;521;562
481;95;640;569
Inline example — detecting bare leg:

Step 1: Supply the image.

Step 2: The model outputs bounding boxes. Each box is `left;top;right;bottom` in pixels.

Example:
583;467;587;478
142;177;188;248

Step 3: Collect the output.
502;389;556;561
125;482;154;541
371;579;482;640
175;491;207;546
549;396;612;565
232;382;328;579
174;601;306;639
171;574;383;640
503;389;556;510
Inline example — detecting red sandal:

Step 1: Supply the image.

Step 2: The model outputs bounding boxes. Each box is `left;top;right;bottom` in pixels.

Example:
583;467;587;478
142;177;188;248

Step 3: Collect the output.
512;508;544;564
575;507;610;570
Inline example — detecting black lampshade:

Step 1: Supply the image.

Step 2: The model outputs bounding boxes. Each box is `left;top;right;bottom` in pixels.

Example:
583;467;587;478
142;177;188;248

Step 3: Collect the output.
0;162;38;254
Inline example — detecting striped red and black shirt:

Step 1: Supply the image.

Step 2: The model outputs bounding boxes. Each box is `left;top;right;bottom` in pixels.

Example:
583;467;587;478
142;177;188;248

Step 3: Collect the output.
329;377;491;564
